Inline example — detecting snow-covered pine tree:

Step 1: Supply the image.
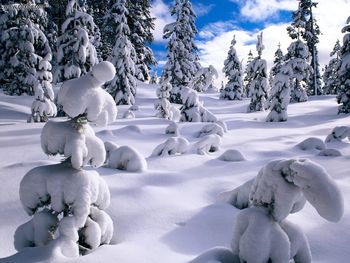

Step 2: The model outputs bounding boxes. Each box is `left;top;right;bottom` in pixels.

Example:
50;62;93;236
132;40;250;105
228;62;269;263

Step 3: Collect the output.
247;32;269;112
269;43;284;86
323;40;341;95
15;61;117;257
104;0;137;105
192;65;218;92
266;64;293;122
149;72;158;84
53;0;99;83
0;2;50;95
162;0;198;104
244;49;254;97
220;35;243;100
337;17;350;114
154;77;173;120
125;0;157;81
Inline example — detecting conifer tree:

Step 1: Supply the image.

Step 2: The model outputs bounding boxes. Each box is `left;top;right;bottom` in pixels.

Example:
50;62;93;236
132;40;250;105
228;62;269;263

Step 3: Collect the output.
154;77;173;120
323;40;341;95
247;33;269;112
269;43;284;86
162;0;198;103
53;0;100;83
220;35;243;100
105;0;137;105
337;17;350;114
244;50;254;97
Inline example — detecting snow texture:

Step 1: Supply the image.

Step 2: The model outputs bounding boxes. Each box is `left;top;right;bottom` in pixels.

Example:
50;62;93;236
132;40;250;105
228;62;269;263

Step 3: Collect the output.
194;134;221;155
151;137;189;157
297;137;326;151
41;120;106;169
218;149;246;162
105;143;147;172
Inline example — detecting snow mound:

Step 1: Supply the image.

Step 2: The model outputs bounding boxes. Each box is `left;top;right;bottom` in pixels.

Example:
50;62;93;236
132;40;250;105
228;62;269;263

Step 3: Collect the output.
318;148;342;157
41;120;106;169
123;110;135;119
151;137;189;157
18;163;112;255
296;137;326;151
197;123;224;138
216;120;228;132
129;105;139;111
165;121;179;135
325;126;350;143
217;179;254;209
91;61;116;83
218;149;246;162
189;247;237;263
105;144;147;172
194;134;221;155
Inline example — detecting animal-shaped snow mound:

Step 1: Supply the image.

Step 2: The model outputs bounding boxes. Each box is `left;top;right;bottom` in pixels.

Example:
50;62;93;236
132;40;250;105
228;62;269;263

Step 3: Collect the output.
296;137;326;151
194;134;221;155
57;61;117;126
218;149;246;162
325;126;350;143
17;163;112;256
151;137;189;157
41;120;106;169
104;141;147;172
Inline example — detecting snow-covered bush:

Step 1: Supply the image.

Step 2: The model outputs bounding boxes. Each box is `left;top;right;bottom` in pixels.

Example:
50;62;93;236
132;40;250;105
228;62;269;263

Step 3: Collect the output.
190;247;237;263
149;72;158;84
16;61;117;257
318;149;342;157
220;36;244;100
165;121;179;136
218;149;246;162
216;120;228;132
151;137;189;157
325;126;350;143
180;87;217;123
123;110;135;119
191;65;218;92
194;134;221;155
297;137;326;151
155;77;174;120
129;105;139;111
228;159;343;263
197;123;224;138
104;142;147;172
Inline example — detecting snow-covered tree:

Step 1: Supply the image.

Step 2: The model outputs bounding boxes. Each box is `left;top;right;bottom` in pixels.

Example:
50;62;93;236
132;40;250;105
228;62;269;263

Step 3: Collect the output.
323;40;341;95
149;72;158;84
269;43;284;86
154;77;174;120
15;61;117;257
191;65;218;92
162;0;198;103
337;16;350;114
244;49;254;97
53;0;99;83
247;33;269;112
266;64;293;122
0;3;50;95
104;0;137;105
285;40;311;103
220;36;244;100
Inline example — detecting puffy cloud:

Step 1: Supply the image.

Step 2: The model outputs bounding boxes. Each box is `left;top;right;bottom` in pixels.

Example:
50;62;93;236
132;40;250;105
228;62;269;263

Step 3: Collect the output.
192;2;215;17
151;0;174;42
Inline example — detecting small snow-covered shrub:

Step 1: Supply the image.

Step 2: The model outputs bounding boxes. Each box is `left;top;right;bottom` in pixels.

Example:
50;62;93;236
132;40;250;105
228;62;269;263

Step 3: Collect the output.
105;144;147;172
151;137;189;157
318;149;342;157
216;120;228;132
197;123;224;138
297;137;326;151
325;126;350;143
194;134;221;155
165;121;179;135
129;105;139;111
123;110;135;119
217;179;254;209
218;149;246;162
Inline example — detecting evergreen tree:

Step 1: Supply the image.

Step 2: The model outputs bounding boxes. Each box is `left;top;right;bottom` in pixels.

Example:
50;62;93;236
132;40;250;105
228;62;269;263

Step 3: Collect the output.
0;2;50;95
337;17;350;114
269;43;284;86
105;0;137;105
149;72;158;84
154;77;173;120
244;49;254;97
53;0;99;83
323;40;341;95
247;33;269;112
162;0;198;104
220;35;243;100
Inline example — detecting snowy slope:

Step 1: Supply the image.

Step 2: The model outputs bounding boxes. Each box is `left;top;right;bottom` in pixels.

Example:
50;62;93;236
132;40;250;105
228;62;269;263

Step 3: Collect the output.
0;84;350;263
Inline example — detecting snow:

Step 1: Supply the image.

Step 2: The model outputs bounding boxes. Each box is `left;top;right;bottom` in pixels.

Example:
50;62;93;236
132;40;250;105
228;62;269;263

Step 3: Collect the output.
325;126;350;143
194;134;221;155
296;137;326;151
1;83;350;263
197;123;225;138
151;137;189;157
218;149;246;162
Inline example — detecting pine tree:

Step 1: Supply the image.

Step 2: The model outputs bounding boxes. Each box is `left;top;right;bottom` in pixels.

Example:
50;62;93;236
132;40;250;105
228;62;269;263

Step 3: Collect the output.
247;33;269;112
244;50;254;97
337;17;350;114
162;0;198;104
105;0;137;105
53;0;99;83
0;2;50;95
220;35;243;100
323;40;341;95
269;43;284;86
154;77;173;120
149;72;158;84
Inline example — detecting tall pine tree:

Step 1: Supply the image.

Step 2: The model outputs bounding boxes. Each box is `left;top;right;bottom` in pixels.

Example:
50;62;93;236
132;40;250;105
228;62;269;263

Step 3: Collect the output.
269;43;284;86
244;49;254;97
323;40;341;95
162;0;198;103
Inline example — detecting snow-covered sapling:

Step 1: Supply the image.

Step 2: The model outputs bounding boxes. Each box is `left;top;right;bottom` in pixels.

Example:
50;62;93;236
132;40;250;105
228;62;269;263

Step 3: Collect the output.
16;61;118;257
123;110;135;119
191;65;218;92
197;123;225;138
325;126;350;143
228;158;343;263
165;121;179;136
296;137;326;151
194;134;221;155
155;77;175;120
151;137;190;157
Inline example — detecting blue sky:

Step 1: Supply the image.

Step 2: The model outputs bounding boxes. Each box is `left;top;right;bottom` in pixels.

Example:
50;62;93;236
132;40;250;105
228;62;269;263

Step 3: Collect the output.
150;0;350;84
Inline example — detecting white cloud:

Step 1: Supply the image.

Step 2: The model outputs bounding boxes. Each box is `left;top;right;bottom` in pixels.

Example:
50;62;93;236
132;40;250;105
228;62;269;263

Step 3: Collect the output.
192;3;215;17
198;0;350;86
151;0;174;42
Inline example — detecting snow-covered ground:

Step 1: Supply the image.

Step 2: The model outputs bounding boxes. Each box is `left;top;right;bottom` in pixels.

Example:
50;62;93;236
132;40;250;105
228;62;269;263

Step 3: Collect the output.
0;83;350;263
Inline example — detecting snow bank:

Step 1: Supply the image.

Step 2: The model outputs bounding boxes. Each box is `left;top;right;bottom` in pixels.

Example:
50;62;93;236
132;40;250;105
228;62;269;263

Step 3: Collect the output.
151;137;189;157
296;137;326;151
194;134;221;155
218;149;246;162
